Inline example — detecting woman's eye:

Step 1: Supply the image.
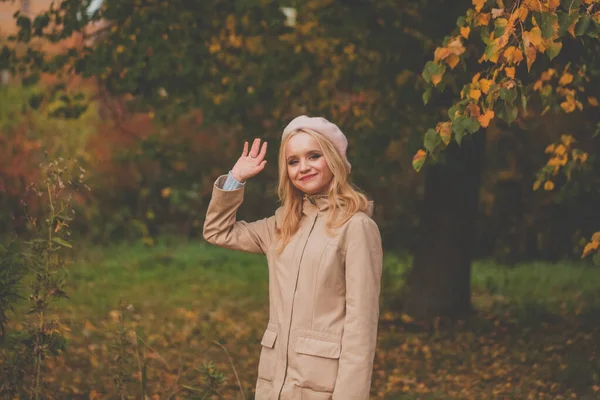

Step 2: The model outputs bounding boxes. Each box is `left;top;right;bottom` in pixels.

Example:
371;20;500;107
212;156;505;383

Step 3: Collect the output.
310;154;321;160
288;160;298;166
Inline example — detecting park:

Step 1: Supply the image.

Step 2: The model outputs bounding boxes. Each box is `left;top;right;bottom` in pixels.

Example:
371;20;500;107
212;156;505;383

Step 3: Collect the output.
1;0;599;398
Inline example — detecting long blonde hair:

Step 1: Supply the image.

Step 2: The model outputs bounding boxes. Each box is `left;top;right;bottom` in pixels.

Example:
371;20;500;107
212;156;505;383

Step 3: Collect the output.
276;128;369;251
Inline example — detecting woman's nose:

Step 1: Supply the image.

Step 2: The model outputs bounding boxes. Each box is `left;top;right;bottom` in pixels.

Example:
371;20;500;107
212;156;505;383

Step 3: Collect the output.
299;159;310;172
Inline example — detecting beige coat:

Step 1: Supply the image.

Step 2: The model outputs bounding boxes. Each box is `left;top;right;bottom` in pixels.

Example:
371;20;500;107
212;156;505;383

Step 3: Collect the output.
203;176;383;400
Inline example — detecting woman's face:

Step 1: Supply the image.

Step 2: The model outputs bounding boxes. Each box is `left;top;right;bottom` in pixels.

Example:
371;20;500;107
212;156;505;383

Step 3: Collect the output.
285;132;334;195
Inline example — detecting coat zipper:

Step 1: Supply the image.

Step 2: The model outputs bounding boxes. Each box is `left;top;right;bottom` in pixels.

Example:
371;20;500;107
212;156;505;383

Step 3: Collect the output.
276;213;319;399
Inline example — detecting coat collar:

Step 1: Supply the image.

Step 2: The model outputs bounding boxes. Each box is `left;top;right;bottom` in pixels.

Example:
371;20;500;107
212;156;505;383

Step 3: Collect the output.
302;194;330;216
301;194;374;217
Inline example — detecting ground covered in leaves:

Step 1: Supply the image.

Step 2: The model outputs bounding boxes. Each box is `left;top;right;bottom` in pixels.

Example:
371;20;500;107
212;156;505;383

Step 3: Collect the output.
4;240;600;399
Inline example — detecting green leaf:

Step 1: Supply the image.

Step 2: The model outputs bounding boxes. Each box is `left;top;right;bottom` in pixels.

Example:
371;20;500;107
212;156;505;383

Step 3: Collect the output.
456;16;466;28
52;237;72;248
412;151;427;172
560;0;581;10
534;12;558;39
558;12;579;37
480;26;491;45
546;41;562;60
422;61;445;84
494;18;508;38
497;101;518;124
452;116;481;145
424;128;441;152
448;105;458;121
483;42;498;61
575;14;591;36
463;117;481;134
423;86;432;105
587;18;600;38
499;86;517;103
593;250;600;266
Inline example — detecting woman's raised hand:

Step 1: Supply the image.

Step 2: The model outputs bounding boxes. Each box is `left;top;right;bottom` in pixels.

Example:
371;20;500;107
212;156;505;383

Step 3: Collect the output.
230;138;268;183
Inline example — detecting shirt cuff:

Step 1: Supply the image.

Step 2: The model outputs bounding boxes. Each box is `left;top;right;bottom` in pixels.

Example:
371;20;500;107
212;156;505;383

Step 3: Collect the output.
221;171;245;191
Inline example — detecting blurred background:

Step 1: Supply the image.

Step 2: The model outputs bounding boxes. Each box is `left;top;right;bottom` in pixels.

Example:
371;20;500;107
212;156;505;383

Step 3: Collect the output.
1;0;599;398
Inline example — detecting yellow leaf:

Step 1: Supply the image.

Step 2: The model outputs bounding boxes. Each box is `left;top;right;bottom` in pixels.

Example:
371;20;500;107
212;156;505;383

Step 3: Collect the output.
460;26;471;39
544;180;555;191
560;134;574;147
479;79;493;94
523;27;545;50
401;313;415;323
554;144;567;155
434;47;451;62
478;109;495;127
588;96;599;106
547;0;560;10
491;8;505;18
448;37;466;56
476;12;491;26
516;5;530;21
161;187;172;198
560;96;576;113
209;42;221;54
116;45;125;54
525;0;542;11
504;46;524;64
533;180;541;190
505;67;515;78
592;231;600;243
472;72;482;84
470;89;482;101
438;122;453;145
524;44;537;71
559;73;574;86
446;54;460;69
473;0;486;12
581;241;599;258
432;73;443;86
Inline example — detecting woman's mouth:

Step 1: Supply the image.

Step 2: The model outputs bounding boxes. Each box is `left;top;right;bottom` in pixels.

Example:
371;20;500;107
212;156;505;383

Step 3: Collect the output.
300;173;317;181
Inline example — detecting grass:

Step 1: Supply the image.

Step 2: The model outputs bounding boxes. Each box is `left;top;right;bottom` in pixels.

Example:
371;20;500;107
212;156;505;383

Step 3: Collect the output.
4;239;600;399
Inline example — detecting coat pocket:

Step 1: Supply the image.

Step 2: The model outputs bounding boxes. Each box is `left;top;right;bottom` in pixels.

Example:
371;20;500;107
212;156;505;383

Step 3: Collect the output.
257;324;278;382
294;330;341;393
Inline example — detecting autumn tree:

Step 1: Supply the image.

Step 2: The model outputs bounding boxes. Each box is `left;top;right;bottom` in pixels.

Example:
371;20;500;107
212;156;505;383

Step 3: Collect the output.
405;0;600;318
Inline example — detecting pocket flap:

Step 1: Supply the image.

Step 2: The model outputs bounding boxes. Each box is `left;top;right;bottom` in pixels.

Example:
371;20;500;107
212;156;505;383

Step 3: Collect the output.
260;329;278;349
295;336;341;359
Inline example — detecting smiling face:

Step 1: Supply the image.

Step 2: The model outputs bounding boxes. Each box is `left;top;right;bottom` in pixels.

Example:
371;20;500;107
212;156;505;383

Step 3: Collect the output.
285;132;334;195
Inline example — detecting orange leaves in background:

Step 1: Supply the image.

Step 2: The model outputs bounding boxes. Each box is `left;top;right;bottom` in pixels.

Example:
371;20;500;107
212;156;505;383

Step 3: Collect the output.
581;232;600;260
434;37;466;70
437;122;453;145
534;134;588;191
478;110;495;128
412;149;427;172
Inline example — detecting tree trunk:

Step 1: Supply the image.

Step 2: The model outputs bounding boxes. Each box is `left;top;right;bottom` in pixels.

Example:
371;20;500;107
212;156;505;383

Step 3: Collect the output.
403;133;486;320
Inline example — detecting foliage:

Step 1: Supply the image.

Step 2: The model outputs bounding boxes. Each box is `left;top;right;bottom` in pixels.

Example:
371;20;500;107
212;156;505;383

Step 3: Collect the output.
0;158;82;398
4;241;598;398
0;241;26;340
414;0;600;264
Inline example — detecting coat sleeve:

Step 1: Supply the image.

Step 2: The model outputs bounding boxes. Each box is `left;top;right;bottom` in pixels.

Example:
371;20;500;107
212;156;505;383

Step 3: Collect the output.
203;175;276;254
333;216;383;400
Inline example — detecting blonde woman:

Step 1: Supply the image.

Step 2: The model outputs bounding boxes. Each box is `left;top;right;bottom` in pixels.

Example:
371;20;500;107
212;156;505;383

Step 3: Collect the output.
203;116;383;400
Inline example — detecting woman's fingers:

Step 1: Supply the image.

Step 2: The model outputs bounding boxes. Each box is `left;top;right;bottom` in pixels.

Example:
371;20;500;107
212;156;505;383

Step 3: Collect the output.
249;138;261;158
257;141;267;161
241;141;249;157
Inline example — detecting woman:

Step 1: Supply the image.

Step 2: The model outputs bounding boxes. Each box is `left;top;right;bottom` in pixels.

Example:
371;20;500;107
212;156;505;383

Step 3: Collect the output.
203;115;383;400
